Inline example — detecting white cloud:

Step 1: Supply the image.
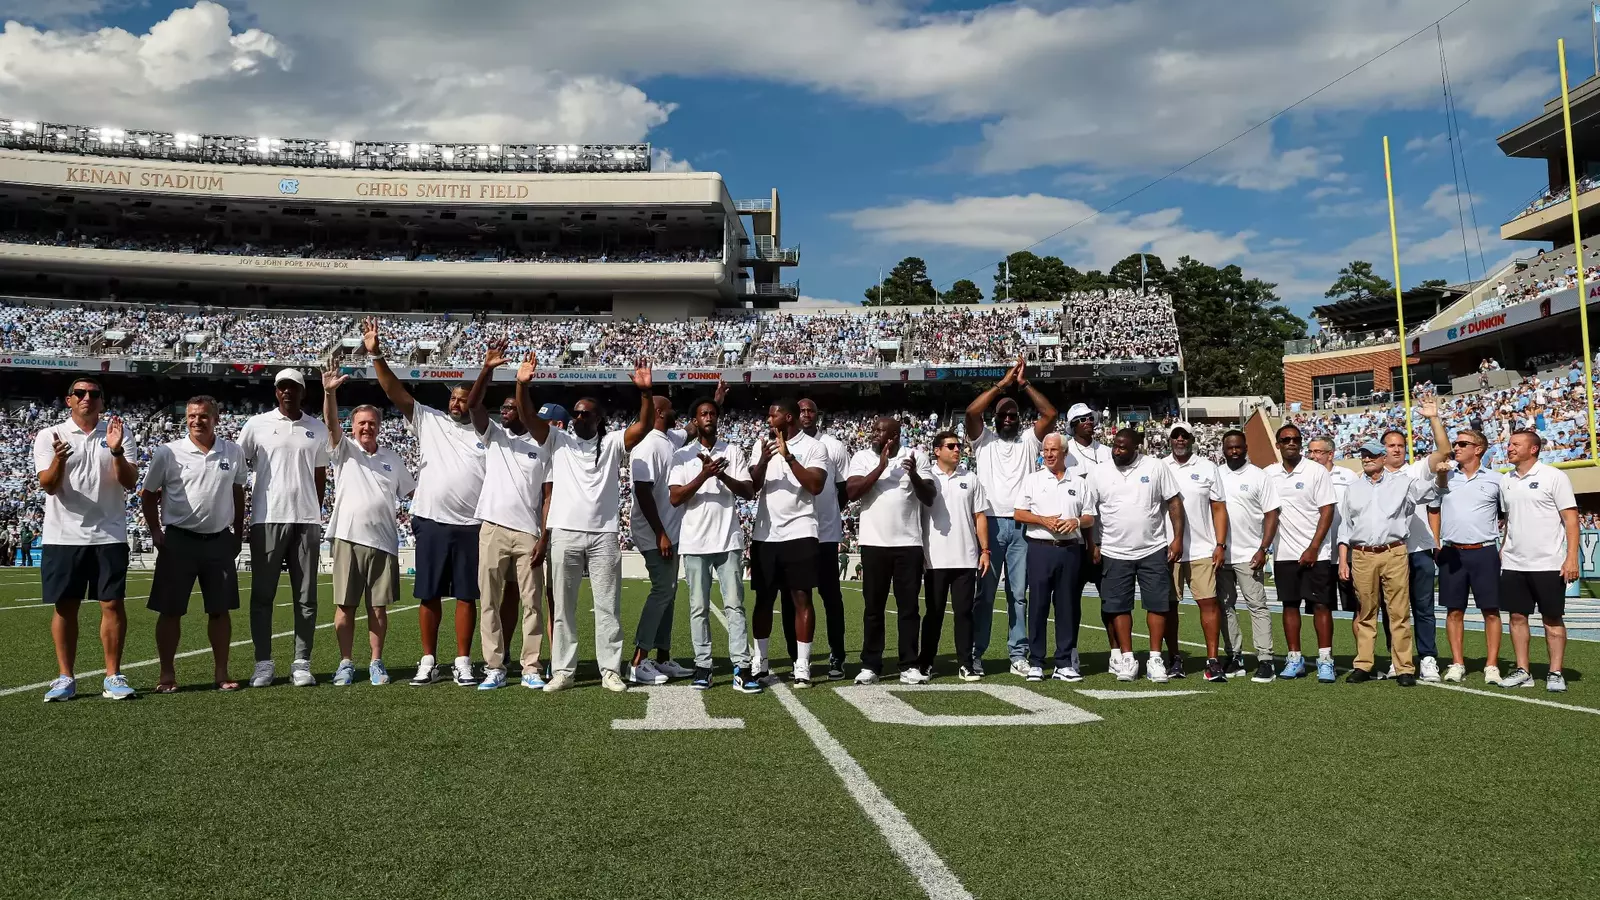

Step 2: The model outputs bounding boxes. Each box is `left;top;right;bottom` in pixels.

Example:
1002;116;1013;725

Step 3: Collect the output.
1307;185;1360;200
796;294;859;307
1404;132;1449;157
650;148;695;172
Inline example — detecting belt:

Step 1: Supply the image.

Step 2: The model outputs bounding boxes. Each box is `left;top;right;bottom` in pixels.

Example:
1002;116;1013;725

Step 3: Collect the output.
1351;540;1406;554
1026;536;1082;548
1444;542;1489;550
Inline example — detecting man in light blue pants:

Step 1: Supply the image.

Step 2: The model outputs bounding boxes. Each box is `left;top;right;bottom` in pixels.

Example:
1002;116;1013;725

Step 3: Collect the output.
964;355;1059;678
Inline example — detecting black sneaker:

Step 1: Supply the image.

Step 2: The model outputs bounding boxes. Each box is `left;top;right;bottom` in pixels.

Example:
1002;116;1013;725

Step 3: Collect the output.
1395;673;1417;687
1202;658;1227;683
1346;668;1373;684
731;666;764;694
827;657;846;680
1250;660;1275;683
1167;653;1187;679
691;667;713;690
1226;654;1247;678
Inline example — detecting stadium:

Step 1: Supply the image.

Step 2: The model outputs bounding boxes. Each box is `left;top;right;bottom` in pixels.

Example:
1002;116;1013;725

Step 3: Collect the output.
1;6;1599;900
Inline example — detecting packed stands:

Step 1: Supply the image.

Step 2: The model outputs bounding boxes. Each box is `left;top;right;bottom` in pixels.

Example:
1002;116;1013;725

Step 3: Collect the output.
905;306;1062;364
1062;288;1180;360
744;311;906;368
1470;244;1600;318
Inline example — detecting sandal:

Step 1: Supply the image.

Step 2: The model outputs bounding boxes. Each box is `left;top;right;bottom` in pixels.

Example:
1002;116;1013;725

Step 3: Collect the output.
215;680;240;692
154;682;179;694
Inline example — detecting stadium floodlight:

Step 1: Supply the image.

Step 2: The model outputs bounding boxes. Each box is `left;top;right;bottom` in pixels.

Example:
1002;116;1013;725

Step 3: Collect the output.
441;146;455;162
136;136;150;148
98;127;125;144
407;142;421;160
337;140;354;159
489;144;501;155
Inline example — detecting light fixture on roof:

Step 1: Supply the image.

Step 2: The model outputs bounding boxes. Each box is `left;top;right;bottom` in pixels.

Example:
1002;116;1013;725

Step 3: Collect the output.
337;140;354;159
98;127;125;144
441;146;455;162
407;142;421;160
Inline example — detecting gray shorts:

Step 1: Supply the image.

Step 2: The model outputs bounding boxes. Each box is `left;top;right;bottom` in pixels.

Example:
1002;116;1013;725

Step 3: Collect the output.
1099;549;1172;614
333;539;399;609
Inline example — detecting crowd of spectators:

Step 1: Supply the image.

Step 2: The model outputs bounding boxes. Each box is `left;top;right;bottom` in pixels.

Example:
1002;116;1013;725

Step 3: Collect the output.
587;316;759;368
745;311;905;368
1062;289;1180;360
1513;174;1600;219
905;306;1061;365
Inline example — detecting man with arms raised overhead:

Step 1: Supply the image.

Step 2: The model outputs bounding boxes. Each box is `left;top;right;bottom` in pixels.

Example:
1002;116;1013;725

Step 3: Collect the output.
36;378;139;701
1497;430;1579;692
515;354;655;692
848;416;934;685
1085;428;1183;683
1266;423;1336;681
799;397;851;680
141;395;247;693
1216;430;1281;683
364;318;489;688
239;367;328;688
964;354;1058;678
321;371;415;686
1379;396;1452;682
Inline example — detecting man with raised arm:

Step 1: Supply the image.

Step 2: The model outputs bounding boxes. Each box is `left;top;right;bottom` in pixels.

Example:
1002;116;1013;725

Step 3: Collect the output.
364;317;488;688
964;354;1057;678
1378;395;1452;681
462;342;553;691
239;368;328;688
514;353;654;692
36;378;140;701
321;370;415;686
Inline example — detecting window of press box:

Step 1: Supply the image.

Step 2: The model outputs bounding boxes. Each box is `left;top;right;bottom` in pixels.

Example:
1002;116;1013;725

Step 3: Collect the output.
1390;362;1452;394
1313;371;1374;405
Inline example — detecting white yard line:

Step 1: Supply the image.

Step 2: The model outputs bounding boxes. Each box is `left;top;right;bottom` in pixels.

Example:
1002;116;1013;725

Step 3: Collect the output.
1420;681;1600;715
708;603;973;900
1;574;324;610
0;597;410;698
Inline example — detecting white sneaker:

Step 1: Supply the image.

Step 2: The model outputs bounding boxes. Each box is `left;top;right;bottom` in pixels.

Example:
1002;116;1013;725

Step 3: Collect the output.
1107;652;1124;677
1025;666;1044;682
1383;663;1396;680
1442;663;1466;683
655;659;694;680
410;655;440;686
1116;656;1138;682
1145;654;1169;684
629;659;669;685
542;671;575;692
1009;659;1030;678
899;668;930;685
452;656;477;686
601;669;629;693
1483;665;1503;686
1052;666;1083;682
793;658;813;688
249;660;275;688
854;669;880;685
290;660;315;687
1419;656;1441;683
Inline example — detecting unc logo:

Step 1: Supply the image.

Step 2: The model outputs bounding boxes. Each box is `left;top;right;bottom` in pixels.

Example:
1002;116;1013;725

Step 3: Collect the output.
219;461;231;471
1529;481;1539;489
278;178;299;195
666;372;678;381
1068;488;1077;496
382;463;392;472
958;481;968;489
99;440;108;448
306;431;315;439
1157;361;1175;375
476;441;485;450
1295;482;1304;490
1191;473;1200;481
527;451;537;459
1447;327;1459;340
1139;475;1149;483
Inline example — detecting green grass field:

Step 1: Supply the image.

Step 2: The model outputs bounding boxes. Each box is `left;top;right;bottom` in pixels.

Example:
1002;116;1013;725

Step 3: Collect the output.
0;565;1596;900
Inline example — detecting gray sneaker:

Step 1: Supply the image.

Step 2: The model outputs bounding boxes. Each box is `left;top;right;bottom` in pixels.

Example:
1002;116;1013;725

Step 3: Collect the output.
1499;667;1534;689
1546;671;1568;693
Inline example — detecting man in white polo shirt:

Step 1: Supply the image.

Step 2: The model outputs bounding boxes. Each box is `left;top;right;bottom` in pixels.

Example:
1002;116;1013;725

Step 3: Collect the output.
923;429;991;682
141;395;248;693
1497;430;1578;692
239;367;329;688
1216;430;1281;683
627;393;691;686
1267;423;1336;680
36;378;140;702
1085;428;1183;683
1162;421;1229;682
1378;397;1452;681
322;371;416;687
799;397;852;679
464;343;552;691
364;318;488;688
964;354;1058;677
848;416;934;684
1014;433;1092;682
1063;402;1111;663
669;396;760;692
514;354;655;692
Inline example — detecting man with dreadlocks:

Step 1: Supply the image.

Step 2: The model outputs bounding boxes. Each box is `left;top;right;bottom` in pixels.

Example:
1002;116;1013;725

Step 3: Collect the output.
514;352;655;692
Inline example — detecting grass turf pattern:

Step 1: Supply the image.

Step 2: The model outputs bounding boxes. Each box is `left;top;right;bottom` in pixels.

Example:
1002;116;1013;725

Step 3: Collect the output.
0;569;1595;900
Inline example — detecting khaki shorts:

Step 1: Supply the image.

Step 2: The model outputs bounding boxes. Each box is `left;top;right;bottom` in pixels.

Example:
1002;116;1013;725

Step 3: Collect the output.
333;538;399;609
1171;556;1218;602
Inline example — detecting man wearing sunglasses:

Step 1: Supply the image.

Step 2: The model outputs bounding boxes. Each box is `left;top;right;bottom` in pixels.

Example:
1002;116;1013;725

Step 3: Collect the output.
1430;429;1503;685
923;431;991;681
1266;423;1335;681
964;354;1058;678
239;367;329;688
35;379;139;701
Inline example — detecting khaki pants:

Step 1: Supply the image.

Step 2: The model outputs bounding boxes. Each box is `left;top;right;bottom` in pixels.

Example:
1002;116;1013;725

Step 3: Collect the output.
1351;544;1415;674
477;521;547;671
1171;557;1218;602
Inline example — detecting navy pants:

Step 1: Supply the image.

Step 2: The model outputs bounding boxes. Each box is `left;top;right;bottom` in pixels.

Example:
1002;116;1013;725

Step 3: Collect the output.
1025;540;1083;669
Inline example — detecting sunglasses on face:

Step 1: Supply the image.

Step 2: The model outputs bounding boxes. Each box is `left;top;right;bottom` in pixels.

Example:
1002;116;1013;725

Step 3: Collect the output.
940;443;962;450
1277;436;1301;445
70;389;102;400
1453;441;1480;448
572;409;597;418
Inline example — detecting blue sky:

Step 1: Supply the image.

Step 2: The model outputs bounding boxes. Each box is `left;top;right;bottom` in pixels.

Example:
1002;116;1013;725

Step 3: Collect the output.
0;0;1591;314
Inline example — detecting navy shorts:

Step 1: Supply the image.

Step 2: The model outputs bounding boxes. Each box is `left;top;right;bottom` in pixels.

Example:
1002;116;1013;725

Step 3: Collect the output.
1099;549;1171;614
1437;545;1500;611
1499;570;1565;619
752;538;819;595
1273;560;1334;612
412;517;481;601
40;543;129;605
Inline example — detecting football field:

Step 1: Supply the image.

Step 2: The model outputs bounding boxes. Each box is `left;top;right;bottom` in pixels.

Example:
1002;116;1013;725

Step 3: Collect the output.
0;566;1596;900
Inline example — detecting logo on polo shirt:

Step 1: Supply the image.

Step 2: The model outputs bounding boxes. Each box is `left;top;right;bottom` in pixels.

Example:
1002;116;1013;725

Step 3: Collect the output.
1295;482;1304;489
382;463;393;472
305;430;315;439
219;461;231;471
100;439;108;448
1068;488;1077;496
1529;481;1539;489
1191;473;1200;481
527;451;537;459
958;481;968;489
477;441;486;449
1140;475;1149;483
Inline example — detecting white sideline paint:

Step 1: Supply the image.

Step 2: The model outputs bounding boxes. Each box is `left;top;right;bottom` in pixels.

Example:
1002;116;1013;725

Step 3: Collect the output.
1420;681;1600;715
0;601;418;698
2;574;325;610
1075;689;1204;700
835;683;1101;728
611;685;744;730
708;602;973;900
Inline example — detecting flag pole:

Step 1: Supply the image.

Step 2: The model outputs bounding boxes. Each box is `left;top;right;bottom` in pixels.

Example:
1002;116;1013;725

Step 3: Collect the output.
1558;38;1599;464
1382;135;1415;462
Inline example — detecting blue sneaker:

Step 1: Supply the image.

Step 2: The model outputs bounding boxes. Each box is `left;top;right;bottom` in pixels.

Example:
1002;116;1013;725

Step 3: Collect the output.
43;676;76;702
332;660;356;686
478;668;506;691
1316;658;1337;683
732;666;763;694
521;669;546;690
691;666;713;690
369;659;390;685
1279;655;1306;679
101;674;136;700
